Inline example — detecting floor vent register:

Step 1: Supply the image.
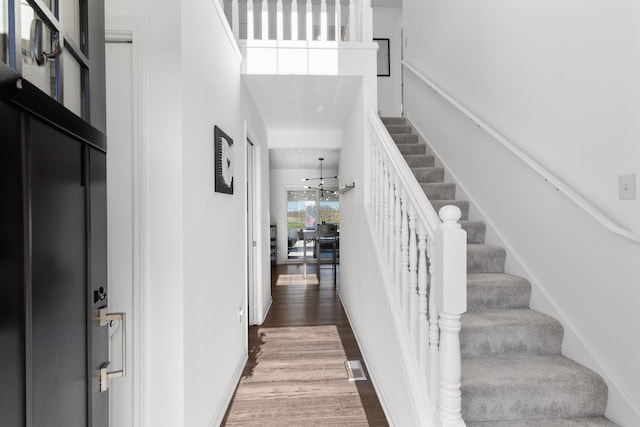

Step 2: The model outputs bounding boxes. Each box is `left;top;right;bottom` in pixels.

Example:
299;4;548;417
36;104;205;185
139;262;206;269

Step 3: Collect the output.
344;360;367;381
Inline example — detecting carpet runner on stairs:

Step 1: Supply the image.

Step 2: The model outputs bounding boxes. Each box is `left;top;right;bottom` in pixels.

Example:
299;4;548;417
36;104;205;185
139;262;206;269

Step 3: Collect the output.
381;117;617;427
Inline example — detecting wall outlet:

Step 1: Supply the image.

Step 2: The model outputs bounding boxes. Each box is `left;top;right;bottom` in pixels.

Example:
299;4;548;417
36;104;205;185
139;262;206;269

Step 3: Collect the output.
619;174;636;200
238;307;244;324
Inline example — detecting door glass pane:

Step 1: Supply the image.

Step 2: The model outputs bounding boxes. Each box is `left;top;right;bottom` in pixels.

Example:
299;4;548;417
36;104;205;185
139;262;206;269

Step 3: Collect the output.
287;190;317;260
20;3;58;98
318;191;339;226
62;50;81;116
1;0;8;64
60;0;79;44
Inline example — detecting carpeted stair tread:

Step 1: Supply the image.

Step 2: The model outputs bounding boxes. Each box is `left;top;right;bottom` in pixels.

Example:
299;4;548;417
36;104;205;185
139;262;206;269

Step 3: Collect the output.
385;124;412;134
430;200;469;220
466;416;618;427
468;244;506;273
411;167;445;183
420;182;456;200
403;154;435;168
459;220;486;244
398;143;426;155
467;273;531;311
462;355;609;422
461;309;563;357
381;117;405;125
392;133;419;144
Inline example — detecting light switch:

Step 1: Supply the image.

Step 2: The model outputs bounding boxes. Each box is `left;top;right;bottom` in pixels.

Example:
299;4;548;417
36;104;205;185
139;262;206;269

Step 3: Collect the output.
619;174;636;200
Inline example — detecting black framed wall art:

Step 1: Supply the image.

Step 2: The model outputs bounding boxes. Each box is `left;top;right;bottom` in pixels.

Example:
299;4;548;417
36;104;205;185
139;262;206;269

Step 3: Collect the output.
214;126;234;194
374;38;390;77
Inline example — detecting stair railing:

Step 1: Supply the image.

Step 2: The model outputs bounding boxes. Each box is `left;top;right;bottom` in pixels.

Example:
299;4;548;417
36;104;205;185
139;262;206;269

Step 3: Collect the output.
223;0;360;42
367;110;467;426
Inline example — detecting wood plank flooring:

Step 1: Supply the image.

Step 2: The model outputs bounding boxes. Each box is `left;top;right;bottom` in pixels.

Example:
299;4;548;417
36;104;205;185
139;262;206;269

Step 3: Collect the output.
222;264;388;426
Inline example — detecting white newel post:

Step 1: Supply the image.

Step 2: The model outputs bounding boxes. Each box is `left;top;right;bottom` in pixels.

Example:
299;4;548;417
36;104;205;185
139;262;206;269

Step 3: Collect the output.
276;0;283;40
335;0;341;41
247;0;255;40
231;0;239;39
306;0;312;40
291;0;298;40
435;205;467;427
261;0;269;40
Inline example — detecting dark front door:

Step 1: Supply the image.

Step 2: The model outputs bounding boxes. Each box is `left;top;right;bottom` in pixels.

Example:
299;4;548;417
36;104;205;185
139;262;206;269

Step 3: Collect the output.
28;114;108;427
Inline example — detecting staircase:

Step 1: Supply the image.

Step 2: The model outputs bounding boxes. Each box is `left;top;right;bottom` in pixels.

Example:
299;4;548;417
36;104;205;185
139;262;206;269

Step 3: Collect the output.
381;117;617;427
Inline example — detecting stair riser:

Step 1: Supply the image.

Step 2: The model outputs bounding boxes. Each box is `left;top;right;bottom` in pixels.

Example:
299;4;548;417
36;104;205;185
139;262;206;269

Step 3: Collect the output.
421;183;456;200
404;155;435;168
385;124;411;134
398;144;426;155
411;167;444;183
381;117;405;125
461;319;563;357
430;200;469;220
468;246;506;273
392;134;419;144
460;221;486;244
462;379;608;422
467;279;531;311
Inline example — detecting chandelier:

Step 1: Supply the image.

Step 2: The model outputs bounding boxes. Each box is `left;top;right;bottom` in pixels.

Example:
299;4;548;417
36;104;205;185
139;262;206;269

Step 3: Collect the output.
302;157;338;197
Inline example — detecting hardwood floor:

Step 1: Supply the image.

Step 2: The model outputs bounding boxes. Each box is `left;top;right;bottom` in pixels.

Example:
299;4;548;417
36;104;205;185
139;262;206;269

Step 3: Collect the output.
222;264;388;426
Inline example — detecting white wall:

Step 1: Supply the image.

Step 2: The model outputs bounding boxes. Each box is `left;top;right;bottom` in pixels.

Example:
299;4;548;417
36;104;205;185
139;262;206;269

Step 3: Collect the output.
106;0;185;425
373;7;402;117
269;167;339;264
106;0;270;425
403;1;640;424
181;0;250;425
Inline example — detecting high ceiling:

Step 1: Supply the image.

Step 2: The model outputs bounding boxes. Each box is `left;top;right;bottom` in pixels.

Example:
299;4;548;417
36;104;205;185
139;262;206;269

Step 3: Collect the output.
243;75;361;130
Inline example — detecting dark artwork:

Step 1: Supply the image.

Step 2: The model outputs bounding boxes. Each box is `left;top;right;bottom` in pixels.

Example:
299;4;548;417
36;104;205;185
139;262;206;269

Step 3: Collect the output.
214;126;234;194
374;38;390;77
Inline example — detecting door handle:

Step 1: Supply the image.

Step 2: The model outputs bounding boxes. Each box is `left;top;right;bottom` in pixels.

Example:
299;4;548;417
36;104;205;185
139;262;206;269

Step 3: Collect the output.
97;308;126;392
31;19;63;66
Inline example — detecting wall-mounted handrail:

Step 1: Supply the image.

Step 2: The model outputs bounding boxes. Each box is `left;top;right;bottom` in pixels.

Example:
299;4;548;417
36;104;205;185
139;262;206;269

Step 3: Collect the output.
402;60;640;245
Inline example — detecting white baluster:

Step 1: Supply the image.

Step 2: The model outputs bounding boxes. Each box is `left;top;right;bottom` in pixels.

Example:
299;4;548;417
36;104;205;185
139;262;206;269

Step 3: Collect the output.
320;0;327;41
231;0;239;39
408;205;418;337
334;0;341;41
382;162;389;254
247;0;255;40
400;195;409;318
428;241;439;404
387;170;394;263
435;205;466;426
417;223;428;373
276;0;283;40
348;0;355;42
306;0;312;41
261;0;269;40
394;178;402;293
291;0;299;40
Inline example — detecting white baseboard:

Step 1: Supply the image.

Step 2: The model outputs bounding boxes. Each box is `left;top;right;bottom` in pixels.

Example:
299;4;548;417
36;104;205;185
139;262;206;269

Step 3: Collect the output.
259;297;273;325
209;353;248;427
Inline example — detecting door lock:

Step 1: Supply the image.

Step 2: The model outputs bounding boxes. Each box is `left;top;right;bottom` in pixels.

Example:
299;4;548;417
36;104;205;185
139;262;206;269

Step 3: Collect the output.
97;308;126;392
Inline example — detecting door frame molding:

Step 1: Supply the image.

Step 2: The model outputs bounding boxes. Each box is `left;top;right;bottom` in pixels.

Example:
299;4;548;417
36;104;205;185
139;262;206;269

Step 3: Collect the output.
105;16;150;427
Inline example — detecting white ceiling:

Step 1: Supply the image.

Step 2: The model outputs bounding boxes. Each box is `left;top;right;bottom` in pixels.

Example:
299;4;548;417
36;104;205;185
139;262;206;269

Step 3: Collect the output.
372;0;402;7
269;148;340;170
243;75;361;130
